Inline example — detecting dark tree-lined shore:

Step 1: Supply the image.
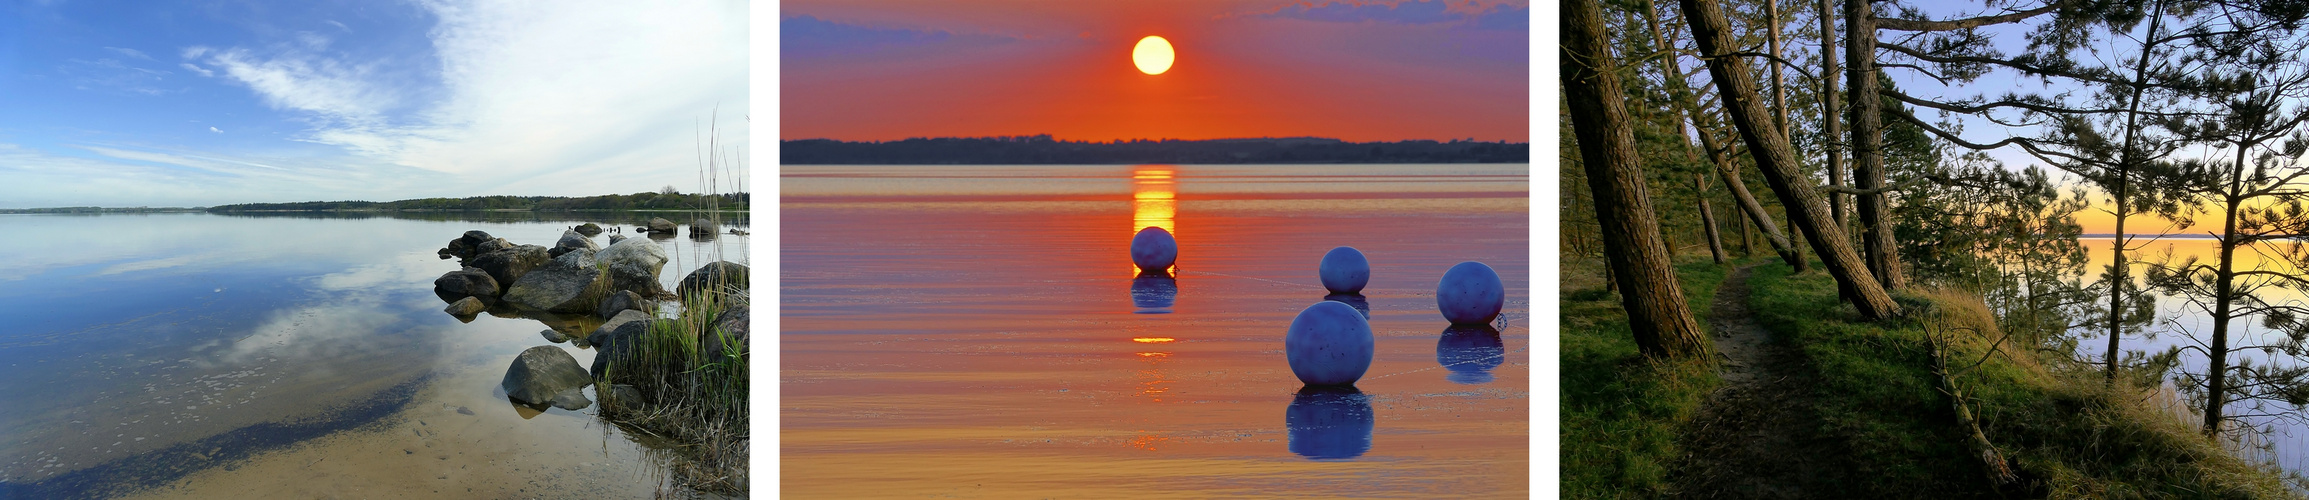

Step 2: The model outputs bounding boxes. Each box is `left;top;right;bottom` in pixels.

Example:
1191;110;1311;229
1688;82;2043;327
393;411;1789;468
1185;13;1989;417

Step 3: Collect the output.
781;136;1529;164
204;192;749;213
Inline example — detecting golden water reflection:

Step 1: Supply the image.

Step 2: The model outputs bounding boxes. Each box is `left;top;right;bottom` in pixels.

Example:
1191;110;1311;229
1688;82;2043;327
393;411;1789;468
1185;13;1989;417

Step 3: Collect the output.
1132;166;1178;276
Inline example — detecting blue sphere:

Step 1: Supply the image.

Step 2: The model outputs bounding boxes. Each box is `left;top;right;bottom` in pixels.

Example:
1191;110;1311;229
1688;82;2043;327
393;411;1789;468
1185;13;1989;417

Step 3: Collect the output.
1131;226;1178;273
1318;246;1371;294
1285;300;1376;386
1436;261;1504;325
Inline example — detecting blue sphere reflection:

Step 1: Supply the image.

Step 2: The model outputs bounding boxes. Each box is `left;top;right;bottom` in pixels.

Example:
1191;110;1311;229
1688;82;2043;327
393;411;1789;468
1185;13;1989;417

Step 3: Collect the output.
1131;273;1177;314
1286;385;1374;459
1322;293;1370;319
1437;324;1505;385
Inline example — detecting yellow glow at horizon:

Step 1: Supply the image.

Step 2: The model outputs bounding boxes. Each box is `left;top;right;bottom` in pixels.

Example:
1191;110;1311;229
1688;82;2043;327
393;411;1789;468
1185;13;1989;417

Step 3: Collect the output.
1132;36;1174;75
1131;337;1176;343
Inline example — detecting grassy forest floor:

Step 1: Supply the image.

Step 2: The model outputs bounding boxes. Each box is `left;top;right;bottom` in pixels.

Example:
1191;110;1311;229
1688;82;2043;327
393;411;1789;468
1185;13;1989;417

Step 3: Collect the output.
1561;255;2302;499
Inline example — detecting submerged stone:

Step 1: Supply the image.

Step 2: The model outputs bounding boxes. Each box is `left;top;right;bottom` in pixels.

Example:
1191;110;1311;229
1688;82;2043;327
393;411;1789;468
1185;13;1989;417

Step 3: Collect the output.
445;296;487;318
647;217;676;234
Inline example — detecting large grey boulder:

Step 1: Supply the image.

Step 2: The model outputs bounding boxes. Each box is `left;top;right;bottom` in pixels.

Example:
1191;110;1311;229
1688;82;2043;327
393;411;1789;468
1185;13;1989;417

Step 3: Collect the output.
433;267;499;303
574;223;604;237
438;230;496;260
646;218;676;234
608;235;626;245
470;245;551;293
598;289;652;320
597;237;669;298
676;261;749;299
590;316;672;379
547;230;597;259
476;237;515;255
502;249;606;313
702;302;748;362
502;346;593;411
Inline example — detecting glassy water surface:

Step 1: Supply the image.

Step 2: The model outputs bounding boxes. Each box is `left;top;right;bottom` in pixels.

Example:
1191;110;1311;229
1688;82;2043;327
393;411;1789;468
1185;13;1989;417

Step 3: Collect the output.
0;212;747;498
782;164;1530;498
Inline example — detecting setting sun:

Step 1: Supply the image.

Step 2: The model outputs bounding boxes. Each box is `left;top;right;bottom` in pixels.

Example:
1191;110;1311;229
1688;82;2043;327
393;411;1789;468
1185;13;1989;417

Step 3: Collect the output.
1132;35;1174;75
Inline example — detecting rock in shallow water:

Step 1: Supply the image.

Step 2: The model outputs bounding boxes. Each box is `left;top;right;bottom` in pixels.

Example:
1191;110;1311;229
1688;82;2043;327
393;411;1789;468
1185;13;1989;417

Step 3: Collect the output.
591;317;674;379
471;245;551;293
1130;226;1178;273
1284;300;1375;386
1436;261;1504;325
597;237;669;298
597;289;651;320
433;267;499;303
677;261;749;300
547;230;597;259
502;346;593;409
502;249;606;313
540;328;570;344
647;217;676;234
1318;246;1370;294
445;296;486;318
574;223;603;237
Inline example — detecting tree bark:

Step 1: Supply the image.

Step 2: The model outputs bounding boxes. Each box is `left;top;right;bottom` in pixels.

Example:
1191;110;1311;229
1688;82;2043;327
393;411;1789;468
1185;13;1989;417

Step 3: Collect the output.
1698;174;1727;264
1564;0;1713;358
2107;0;2164;387
1681;0;1901;320
1847;0;1906;290
1821;0;1846;226
1639;0;1806;270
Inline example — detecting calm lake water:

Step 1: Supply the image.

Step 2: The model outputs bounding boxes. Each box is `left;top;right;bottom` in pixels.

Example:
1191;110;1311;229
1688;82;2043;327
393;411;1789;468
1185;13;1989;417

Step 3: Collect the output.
782;164;1530;498
0;212;746;498
2076;237;2309;478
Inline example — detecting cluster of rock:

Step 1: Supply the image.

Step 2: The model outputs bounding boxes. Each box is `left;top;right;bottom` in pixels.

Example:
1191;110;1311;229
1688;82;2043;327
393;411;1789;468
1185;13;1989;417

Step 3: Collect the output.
429;227;751;414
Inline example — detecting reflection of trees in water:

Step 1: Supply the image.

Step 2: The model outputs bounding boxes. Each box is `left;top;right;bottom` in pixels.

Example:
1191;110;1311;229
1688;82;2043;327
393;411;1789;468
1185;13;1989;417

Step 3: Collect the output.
211;211;748;226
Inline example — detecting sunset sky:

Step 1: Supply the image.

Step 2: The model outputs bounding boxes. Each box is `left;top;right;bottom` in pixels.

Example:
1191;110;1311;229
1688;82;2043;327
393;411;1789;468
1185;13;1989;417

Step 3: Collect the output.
0;1;746;208
780;0;1529;143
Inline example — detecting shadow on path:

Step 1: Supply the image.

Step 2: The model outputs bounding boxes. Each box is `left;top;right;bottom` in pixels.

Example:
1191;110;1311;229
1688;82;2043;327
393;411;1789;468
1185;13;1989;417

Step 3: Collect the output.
1671;264;1846;499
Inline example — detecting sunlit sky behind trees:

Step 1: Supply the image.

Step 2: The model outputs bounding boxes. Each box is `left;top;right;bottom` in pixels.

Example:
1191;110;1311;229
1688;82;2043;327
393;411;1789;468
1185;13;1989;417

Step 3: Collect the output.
0;0;748;208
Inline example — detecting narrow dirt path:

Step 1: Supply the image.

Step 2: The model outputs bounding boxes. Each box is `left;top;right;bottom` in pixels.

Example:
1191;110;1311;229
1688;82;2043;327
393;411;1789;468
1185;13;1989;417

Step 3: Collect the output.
1672;264;1843;499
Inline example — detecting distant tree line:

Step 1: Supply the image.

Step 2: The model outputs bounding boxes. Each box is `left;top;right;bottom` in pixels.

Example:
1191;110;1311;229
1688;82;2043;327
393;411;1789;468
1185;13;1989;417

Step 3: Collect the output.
207;192;749;213
781;136;1529;164
0;206;207;214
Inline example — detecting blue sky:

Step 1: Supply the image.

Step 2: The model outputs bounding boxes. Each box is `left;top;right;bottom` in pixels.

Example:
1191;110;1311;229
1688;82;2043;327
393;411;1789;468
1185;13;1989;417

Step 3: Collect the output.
0;0;748;208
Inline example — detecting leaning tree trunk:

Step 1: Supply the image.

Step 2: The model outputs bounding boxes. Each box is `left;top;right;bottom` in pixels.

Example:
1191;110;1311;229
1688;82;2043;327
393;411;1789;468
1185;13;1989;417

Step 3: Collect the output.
1637;0;1805;269
1697;174;1727;264
2107;0;2165;386
1681;0;1900;320
1846;0;1906;290
1564;0;1713;358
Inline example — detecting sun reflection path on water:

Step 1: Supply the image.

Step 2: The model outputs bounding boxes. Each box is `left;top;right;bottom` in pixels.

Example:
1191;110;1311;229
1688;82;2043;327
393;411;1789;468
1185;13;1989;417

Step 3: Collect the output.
1132;166;1177;276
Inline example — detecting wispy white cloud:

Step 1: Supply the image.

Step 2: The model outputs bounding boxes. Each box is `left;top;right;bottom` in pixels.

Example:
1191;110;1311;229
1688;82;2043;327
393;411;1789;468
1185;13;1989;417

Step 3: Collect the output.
191;45;397;124
178;0;750;196
209;126;223;133
104;46;155;61
179;63;214;77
